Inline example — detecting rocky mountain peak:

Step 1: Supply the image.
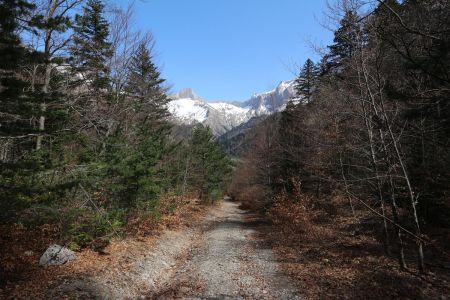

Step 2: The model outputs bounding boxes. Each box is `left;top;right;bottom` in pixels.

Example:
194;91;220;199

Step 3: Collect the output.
168;81;296;136
174;88;202;100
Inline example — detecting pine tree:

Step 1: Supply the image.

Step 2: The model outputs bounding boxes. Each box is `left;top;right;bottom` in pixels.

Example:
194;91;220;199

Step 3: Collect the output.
103;127;167;209
70;0;113;155
31;0;73;151
326;10;362;72
0;0;34;217
125;42;170;125
0;0;33;83
294;58;319;102
0;0;73;218
71;0;112;95
103;41;172;209
189;125;232;202
2;0;80;152
0;0;36;142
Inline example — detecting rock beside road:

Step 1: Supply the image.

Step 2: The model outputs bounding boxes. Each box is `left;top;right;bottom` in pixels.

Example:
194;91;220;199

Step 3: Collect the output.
39;245;75;266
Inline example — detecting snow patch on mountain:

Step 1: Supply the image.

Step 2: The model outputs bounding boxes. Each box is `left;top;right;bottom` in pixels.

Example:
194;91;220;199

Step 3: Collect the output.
168;81;296;136
168;98;208;123
243;80;296;115
209;102;250;125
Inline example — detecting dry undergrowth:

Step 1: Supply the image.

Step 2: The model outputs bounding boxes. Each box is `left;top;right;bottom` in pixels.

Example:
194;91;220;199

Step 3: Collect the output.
0;195;208;299
264;192;450;299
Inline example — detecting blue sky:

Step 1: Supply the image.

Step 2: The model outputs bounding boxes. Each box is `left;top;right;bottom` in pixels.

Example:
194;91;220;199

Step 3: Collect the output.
116;0;333;102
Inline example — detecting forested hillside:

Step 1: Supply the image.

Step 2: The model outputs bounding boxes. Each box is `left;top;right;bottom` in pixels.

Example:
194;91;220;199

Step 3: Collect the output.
230;0;450;297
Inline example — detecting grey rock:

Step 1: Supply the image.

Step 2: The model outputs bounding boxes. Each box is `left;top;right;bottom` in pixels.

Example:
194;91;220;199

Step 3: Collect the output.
173;88;202;100
39;244;75;266
242;80;296;115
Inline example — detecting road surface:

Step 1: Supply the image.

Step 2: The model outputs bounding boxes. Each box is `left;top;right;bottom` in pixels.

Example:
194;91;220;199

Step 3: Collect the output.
50;200;301;299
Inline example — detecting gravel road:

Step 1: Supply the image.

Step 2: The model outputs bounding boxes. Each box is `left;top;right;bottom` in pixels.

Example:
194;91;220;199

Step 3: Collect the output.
50;200;301;299
148;200;301;299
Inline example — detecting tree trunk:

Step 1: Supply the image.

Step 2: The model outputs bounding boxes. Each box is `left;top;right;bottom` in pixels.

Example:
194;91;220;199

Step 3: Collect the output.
389;176;407;269
37;63;51;150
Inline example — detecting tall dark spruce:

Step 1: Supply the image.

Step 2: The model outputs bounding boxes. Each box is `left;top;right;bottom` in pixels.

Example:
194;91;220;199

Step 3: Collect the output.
0;0;71;217
294;58;319;102
70;0;114;157
325;10;361;73
189;124;232;203
104;41;172;209
72;0;112;95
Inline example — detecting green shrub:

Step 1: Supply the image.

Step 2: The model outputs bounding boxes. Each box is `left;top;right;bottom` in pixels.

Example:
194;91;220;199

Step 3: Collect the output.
61;207;126;249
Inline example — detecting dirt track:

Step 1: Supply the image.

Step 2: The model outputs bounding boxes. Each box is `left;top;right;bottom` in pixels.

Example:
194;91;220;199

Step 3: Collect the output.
149;200;301;299
50;200;301;299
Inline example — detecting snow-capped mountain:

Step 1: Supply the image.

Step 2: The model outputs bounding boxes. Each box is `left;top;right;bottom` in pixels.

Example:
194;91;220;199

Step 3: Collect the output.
208;102;250;126
168;81;295;136
168;97;210;123
242;80;296;114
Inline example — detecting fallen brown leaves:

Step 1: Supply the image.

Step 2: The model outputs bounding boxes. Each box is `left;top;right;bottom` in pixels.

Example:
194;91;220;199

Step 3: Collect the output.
0;195;207;299
263;192;450;300
0;223;60;299
147;278;205;299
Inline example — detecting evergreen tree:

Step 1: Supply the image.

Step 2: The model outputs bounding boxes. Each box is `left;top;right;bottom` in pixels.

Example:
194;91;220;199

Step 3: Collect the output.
125;42;170;125
189;125;232;202
0;0;33;85
0;0;73;219
103;41;172;209
0;0;36;141
0;0;34;218
103;127;167;209
326;10;362;72
294;58;319;102
70;0;113;155
71;0;112;95
32;0;73;151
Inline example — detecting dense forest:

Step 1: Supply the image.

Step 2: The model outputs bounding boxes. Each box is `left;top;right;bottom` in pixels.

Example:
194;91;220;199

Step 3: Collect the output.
0;0;232;253
230;0;450;275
